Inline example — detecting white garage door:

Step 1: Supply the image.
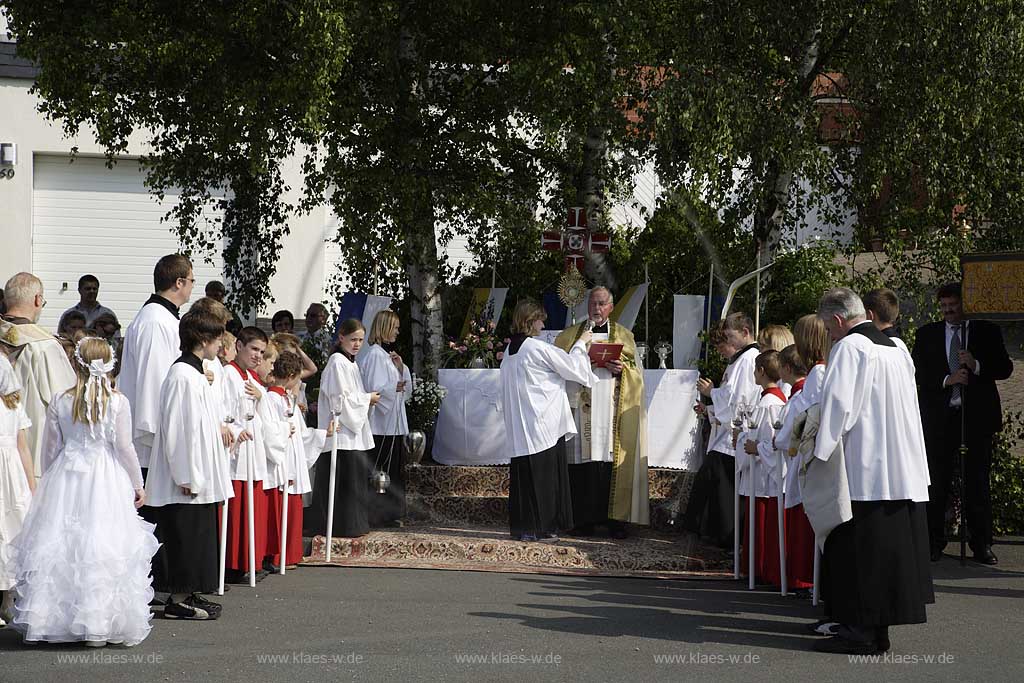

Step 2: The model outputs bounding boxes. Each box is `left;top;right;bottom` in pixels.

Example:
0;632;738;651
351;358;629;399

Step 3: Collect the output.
32;155;225;331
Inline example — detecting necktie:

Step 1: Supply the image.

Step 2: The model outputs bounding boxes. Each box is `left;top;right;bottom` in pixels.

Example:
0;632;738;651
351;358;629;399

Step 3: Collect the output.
948;326;962;404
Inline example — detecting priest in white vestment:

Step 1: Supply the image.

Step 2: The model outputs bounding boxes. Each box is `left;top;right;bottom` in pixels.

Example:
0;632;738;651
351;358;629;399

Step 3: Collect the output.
810;287;933;655
119;254;195;471
501;300;594;541
0;273;76;480
554;287;648;538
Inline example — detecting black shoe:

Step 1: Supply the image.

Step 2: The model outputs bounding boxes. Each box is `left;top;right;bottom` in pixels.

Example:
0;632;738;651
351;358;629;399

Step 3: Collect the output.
570;525;595;537
805;620;840;636
607;521;628;539
538;534;560;543
973;546;998;565
813;635;878;655
187;594;222;618
263;560;282;573
876;627;890;653
164;600;214;621
201;584;230;595
930;548;943;562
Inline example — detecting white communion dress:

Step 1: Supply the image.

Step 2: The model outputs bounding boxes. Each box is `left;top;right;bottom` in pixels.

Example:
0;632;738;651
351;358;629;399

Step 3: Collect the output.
10;391;158;646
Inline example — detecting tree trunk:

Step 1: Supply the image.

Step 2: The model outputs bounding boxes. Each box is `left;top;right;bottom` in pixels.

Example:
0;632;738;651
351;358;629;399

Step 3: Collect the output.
396;25;444;378
577;125;617;290
403;187;444;378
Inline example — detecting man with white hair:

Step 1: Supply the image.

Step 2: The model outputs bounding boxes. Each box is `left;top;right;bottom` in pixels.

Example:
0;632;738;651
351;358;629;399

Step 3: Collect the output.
0;272;76;479
554;286;649;538
811;287;933;655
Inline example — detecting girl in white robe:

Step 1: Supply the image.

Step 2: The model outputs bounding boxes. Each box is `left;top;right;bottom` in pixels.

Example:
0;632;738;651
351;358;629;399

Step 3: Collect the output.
500;301;594;541
309;319;380;539
0;355;34;624
11;337;157;645
358;310;413;527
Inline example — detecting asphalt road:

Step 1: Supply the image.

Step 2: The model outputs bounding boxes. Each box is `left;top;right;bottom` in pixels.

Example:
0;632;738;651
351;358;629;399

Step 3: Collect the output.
1;540;1023;682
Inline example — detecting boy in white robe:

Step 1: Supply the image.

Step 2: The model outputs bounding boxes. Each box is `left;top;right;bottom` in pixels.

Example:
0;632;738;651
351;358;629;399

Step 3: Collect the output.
222;327;287;582
683;313;760;547
738;351;787;586
145;308;229;620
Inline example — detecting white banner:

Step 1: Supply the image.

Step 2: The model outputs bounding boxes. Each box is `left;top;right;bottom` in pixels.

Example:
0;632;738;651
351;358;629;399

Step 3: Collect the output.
673;295;705;369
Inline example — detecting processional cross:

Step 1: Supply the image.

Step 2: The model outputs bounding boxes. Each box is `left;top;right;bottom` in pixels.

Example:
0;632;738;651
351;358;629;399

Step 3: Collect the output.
541;207;611;272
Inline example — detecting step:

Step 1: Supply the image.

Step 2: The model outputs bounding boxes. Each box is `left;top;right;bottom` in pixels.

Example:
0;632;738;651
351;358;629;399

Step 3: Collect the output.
405;463;695;500
302;523;730;578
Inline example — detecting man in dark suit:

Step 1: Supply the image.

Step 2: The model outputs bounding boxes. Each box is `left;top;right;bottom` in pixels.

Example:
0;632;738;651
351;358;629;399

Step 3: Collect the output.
912;282;1013;565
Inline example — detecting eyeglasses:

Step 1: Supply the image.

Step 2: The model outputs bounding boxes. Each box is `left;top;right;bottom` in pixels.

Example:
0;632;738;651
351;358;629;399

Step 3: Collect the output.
179;277;196;284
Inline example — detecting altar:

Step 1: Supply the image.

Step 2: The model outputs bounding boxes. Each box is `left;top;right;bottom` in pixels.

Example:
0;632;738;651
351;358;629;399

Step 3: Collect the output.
432;369;703;470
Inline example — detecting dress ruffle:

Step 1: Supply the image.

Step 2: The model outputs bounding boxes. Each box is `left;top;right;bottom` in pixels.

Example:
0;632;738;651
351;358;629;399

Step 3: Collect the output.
9;449;158;646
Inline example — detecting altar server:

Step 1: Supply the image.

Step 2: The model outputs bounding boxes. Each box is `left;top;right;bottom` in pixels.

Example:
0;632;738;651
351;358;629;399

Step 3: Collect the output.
11;337;157;645
683;313;760;547
501;300;594;541
119;255;194;473
738;350;787;586
308;319;380;539
146;309;232;620
772;343;816;590
264;351;330;568
358;310;413;527
811;288;932;655
222;327;286;583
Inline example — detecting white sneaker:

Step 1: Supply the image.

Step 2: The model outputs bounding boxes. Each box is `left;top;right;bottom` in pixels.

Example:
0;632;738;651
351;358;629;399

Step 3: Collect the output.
85;640;107;648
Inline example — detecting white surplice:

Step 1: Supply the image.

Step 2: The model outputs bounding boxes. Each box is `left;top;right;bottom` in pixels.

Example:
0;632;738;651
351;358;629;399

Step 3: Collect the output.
264;390;326;495
812;322;931;502
707;345;761;457
358;344;412;436
567;331;614;464
774;363;825;508
317;353;374;451
500;336;594;459
222;364;288;487
145;361;234;506
118;302;180;468
736;391;786;497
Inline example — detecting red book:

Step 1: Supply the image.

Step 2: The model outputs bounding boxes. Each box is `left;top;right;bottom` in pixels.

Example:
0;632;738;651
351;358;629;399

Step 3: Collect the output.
588;343;623;368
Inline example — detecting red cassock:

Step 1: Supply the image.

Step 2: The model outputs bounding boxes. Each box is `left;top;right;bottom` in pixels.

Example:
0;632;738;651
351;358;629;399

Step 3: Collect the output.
225;480;269;572
266;490;305;567
784;504;816;589
740;497;782;587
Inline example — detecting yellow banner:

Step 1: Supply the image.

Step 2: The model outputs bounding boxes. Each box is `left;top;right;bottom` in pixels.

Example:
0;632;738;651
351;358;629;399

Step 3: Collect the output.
962;252;1024;319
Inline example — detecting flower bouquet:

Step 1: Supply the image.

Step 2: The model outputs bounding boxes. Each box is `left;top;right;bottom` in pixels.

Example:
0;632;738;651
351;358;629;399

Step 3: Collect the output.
407;377;447;433
443;309;508;369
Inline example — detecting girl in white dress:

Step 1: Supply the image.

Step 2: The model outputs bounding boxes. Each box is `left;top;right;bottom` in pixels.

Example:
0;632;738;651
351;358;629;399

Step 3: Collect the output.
0;354;35;625
358;310;413;527
10;337;157;646
309;319;380;539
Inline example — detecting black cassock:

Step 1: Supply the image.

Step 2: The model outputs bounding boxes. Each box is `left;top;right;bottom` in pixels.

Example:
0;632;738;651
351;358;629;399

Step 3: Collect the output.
305;449;370;538
509;439;574;538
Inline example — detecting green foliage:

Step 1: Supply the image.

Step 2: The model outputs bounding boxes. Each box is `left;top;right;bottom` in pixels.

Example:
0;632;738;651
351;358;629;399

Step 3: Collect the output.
992;410;1024;535
762;238;848;326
